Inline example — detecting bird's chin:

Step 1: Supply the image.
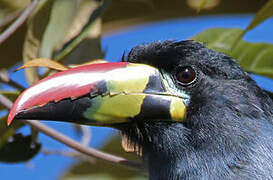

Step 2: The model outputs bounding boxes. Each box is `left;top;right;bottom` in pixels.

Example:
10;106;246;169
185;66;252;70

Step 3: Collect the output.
116;120;180;154
121;132;143;155
111;119;178;130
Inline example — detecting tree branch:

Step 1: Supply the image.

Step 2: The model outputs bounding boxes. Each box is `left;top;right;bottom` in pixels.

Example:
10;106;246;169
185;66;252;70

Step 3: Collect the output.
42;149;96;163
0;69;25;91
0;0;39;45
0;93;142;170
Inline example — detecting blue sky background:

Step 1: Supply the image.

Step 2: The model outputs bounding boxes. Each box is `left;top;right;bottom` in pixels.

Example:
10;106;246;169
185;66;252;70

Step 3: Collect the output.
1;15;273;180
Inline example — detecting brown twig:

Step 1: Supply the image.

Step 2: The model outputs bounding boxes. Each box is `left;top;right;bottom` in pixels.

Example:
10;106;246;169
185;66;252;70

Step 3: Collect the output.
41;125;92;162
0;0;39;45
0;93;142;170
0;69;25;91
42;149;96;163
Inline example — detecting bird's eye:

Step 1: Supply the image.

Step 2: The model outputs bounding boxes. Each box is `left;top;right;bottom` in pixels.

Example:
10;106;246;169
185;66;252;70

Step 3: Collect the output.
176;66;196;86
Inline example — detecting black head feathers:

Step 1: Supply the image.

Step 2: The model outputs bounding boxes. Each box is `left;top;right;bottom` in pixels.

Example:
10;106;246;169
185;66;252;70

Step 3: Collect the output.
125;40;250;81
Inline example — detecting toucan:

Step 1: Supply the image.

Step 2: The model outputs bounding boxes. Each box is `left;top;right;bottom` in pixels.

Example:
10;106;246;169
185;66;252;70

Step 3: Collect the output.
8;40;273;179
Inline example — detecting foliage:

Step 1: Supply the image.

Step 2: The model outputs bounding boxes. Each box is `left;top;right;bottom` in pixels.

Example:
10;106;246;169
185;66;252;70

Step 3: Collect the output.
192;28;273;78
62;136;146;180
0;133;41;163
233;0;273;46
0;0;272;179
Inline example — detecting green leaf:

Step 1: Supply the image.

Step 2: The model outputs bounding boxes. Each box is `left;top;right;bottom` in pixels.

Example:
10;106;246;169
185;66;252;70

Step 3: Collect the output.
0;0;30;10
0;96;38;163
0;91;24;150
16;58;68;71
198;0;208;12
0;91;25;152
0;115;15;147
56;0;105;65
192;28;273;79
0;14;27;69
245;0;273;31
233;0;273;47
23;0;54;85
61;136;146;180
39;0;78;59
0;115;24;148
54;0;110;61
0;91;20;111
0;133;41;163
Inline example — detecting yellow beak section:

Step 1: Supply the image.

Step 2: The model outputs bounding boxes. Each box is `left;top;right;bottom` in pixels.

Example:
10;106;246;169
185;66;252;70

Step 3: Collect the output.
9;62;187;126
84;94;146;124
83;63;187;125
84;94;187;125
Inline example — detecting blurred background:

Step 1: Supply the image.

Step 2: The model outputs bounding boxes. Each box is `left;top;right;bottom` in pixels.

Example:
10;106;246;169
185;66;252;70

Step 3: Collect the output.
0;0;272;179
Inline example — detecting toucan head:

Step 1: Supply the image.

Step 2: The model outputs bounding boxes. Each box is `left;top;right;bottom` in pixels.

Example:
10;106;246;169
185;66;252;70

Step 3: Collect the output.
8;54;188;127
8;40;265;162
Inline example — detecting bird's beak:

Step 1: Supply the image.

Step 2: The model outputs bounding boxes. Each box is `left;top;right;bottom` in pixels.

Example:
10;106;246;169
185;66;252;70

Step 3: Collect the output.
8;62;186;126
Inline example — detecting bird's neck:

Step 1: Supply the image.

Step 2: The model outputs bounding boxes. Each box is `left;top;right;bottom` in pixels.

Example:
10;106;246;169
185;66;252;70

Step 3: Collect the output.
142;123;251;180
143;110;272;179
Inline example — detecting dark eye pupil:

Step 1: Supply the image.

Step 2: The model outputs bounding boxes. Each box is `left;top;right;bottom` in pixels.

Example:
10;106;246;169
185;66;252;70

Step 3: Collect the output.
176;66;196;85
